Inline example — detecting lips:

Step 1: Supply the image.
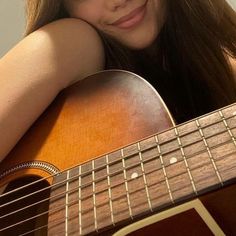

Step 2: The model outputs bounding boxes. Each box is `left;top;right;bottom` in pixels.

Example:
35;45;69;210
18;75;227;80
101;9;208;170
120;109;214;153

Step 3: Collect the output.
111;2;147;29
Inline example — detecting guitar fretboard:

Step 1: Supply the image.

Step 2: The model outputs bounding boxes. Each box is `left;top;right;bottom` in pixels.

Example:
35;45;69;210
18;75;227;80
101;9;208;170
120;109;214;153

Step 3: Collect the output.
48;103;236;235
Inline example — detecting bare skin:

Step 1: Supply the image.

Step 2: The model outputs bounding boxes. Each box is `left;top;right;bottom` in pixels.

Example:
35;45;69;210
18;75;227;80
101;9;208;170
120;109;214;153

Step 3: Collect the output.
0;19;104;162
65;0;167;49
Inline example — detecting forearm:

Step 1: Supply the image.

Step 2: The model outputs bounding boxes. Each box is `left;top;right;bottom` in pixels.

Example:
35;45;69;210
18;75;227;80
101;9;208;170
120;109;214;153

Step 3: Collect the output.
0;51;62;162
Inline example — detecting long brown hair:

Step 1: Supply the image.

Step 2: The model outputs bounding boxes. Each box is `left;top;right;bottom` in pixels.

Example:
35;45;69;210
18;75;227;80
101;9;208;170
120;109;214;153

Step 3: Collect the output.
25;0;236;122
25;0;67;35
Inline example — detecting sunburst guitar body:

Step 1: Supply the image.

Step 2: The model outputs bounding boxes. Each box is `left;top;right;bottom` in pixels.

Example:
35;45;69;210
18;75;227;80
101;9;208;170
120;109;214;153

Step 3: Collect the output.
1;70;236;235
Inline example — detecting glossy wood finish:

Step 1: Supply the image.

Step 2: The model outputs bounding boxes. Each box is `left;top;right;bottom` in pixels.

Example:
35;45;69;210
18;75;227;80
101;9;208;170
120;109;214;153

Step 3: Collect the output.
1;70;236;235
47;101;236;235
0;71;173;235
0;70;173;186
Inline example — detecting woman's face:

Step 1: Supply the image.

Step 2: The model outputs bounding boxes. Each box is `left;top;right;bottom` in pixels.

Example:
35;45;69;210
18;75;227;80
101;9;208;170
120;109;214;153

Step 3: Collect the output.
64;0;167;49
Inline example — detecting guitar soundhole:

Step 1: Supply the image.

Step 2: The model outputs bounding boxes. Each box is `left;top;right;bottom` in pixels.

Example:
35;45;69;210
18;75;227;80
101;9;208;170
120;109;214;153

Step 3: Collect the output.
0;176;50;236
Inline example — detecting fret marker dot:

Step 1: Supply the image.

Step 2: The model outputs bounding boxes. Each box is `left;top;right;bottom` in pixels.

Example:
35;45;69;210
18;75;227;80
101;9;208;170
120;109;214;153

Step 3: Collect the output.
170;157;177;164
233;111;236;116
131;172;139;179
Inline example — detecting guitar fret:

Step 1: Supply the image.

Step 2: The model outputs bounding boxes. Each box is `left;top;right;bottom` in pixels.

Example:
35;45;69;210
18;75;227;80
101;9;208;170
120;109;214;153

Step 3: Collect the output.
154;135;174;203
80;162;95;234
121;148;133;219
66;166;83;234
195;119;223;186
174;127;198;195
219;110;236;147
105;155;115;226
78;166;82;235
65;170;69;236
91;160;98;232
137;142;153;212
48;172;67;235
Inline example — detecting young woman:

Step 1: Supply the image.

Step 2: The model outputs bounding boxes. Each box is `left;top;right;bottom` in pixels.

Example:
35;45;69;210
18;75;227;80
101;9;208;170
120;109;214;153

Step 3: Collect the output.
0;0;236;163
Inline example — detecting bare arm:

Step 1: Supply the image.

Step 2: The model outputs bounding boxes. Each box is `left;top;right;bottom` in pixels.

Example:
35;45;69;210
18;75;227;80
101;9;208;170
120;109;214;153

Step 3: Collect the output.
0;18;104;162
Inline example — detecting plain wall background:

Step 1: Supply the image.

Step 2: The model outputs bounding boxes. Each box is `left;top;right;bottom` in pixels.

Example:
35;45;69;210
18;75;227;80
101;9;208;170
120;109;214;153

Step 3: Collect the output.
0;0;236;58
0;0;25;57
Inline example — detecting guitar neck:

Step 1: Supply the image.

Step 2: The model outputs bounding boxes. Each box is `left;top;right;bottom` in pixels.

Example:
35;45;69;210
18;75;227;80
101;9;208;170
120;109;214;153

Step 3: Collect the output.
48;102;236;235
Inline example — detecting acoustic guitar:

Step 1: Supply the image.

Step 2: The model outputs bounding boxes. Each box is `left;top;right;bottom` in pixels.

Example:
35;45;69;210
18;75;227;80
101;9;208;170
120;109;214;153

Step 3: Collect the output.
0;70;236;235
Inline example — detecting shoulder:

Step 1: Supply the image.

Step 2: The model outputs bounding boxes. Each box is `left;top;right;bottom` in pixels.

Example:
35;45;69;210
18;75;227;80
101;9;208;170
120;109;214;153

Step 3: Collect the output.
28;18;105;86
37;18;102;46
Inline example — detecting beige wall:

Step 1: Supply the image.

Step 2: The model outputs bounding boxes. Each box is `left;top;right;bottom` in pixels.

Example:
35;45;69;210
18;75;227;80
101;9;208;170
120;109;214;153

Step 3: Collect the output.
0;0;25;58
229;0;236;9
0;0;236;58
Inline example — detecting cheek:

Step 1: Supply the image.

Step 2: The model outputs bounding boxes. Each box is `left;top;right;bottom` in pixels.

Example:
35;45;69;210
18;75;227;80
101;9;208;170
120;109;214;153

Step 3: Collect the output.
68;4;102;26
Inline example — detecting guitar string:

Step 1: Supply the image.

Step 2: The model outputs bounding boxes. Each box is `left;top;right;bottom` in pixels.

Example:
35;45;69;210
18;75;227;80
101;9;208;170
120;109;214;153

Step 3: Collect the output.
6;104;234;235
0;160;225;234
1;106;233;198
1;146;236;233
0;113;235;215
0;125;236;225
0;119;235;216
1;108;234;202
1;115;235;216
4;150;236;236
1;139;235;232
2;139;236;231
17;178;187;236
0;132;233;221
0;109;234;201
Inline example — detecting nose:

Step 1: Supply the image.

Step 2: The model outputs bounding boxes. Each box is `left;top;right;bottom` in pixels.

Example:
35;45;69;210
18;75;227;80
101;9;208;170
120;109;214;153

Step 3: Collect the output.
107;0;131;11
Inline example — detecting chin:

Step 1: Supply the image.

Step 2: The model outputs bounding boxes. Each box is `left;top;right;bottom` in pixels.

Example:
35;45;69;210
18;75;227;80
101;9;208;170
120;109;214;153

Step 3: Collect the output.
125;22;160;50
129;38;156;50
125;32;158;50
